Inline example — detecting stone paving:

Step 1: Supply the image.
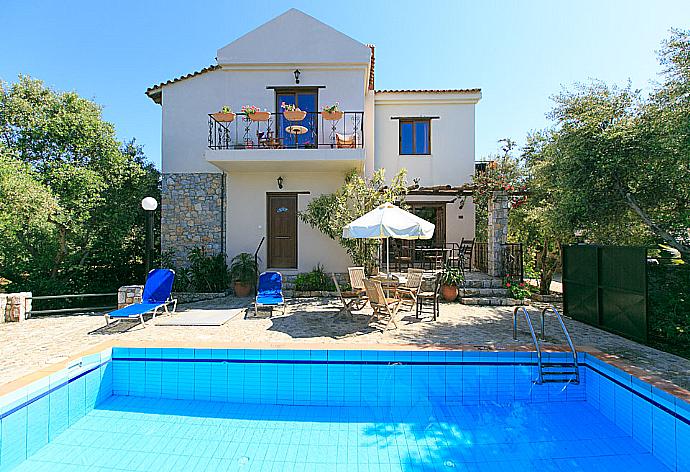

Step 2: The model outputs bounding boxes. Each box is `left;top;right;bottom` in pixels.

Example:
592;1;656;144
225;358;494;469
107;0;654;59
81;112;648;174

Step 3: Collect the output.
1;296;689;391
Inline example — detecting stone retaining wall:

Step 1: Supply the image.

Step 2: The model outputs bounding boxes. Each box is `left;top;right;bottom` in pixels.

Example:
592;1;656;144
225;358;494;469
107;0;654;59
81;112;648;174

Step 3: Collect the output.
161;173;224;267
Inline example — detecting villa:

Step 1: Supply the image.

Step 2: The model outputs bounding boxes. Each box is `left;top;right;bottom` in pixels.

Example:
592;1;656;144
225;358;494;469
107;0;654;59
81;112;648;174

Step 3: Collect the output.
145;9;481;272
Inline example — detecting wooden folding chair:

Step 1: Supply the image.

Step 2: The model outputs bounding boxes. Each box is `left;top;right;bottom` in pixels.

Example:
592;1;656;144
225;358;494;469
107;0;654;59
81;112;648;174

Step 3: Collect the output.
332;273;364;319
363;278;400;330
396;268;424;311
347;266;368;308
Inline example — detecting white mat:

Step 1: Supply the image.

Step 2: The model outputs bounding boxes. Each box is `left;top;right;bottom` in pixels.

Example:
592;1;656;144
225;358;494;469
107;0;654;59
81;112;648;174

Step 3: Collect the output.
155;308;244;326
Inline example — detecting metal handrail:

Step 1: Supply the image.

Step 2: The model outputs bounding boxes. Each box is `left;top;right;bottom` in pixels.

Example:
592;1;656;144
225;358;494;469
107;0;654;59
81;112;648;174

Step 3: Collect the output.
252;237;265;295
27;292;118;316
513;306;543;384
541;304;579;376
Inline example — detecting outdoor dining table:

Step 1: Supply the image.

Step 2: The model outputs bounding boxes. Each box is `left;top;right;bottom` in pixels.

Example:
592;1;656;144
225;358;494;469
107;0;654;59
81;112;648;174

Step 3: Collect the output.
285;125;308;148
415;247;451;269
371;273;408;295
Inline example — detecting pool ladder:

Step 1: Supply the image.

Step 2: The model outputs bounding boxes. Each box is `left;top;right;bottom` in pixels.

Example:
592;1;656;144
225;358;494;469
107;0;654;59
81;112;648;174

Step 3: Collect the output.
513;304;580;385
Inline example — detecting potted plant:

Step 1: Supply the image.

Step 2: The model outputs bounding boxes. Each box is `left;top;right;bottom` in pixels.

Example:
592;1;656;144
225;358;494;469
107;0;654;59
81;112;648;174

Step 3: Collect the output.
321;102;343;121
281;102;307;122
229;252;258;297
439;266;464;302
241;105;270;122
211;106;236;122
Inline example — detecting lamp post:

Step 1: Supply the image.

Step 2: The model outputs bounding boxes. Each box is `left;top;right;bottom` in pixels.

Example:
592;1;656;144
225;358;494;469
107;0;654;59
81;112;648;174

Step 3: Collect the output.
141;197;158;278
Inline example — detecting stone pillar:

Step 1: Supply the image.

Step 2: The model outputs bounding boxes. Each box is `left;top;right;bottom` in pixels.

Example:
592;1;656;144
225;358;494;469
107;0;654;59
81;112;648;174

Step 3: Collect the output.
161;173;224;267
487;191;509;277
2;292;32;321
0;294;6;323
118;285;144;309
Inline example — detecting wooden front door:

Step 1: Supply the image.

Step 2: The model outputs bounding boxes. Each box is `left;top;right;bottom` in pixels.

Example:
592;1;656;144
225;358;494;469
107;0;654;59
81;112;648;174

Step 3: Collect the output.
267;194;297;268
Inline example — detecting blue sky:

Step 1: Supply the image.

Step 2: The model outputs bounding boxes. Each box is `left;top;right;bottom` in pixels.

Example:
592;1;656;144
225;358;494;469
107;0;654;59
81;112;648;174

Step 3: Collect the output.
2;0;688;168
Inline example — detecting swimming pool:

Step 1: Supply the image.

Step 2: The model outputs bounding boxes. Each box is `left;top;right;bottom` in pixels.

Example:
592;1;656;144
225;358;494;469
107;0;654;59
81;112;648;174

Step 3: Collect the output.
0;347;688;471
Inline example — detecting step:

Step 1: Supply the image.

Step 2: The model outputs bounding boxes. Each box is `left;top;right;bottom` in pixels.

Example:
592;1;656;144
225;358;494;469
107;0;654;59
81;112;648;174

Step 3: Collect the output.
540;378;580;384
459;297;529;307
461;288;510;298
462;279;505;289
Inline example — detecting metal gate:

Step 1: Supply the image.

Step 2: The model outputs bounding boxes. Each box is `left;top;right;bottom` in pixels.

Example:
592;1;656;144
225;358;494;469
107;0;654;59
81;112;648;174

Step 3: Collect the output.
562;245;647;342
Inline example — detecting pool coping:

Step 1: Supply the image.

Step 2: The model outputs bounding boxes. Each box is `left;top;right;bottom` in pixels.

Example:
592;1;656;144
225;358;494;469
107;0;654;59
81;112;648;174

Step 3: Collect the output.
2;339;689;404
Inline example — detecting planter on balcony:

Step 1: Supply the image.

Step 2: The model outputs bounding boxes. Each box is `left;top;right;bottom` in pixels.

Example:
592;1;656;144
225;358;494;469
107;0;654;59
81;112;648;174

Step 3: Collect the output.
247;111;271;122
283;110;307;122
211;112;236;123
322;110;343;121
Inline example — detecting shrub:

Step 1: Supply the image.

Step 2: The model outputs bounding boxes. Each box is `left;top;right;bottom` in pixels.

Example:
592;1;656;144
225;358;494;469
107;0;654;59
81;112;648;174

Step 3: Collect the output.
294;264;336;292
647;260;690;358
503;274;531;300
161;248;230;293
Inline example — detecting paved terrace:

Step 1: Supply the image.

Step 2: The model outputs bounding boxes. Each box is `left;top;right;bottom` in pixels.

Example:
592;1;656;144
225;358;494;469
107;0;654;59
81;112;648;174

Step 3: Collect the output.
1;296;689;392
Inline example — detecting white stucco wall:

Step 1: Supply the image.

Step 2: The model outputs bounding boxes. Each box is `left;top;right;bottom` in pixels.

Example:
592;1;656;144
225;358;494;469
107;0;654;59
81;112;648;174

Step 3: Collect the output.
161;66;369;174
226;171;351;274
373;92;480;187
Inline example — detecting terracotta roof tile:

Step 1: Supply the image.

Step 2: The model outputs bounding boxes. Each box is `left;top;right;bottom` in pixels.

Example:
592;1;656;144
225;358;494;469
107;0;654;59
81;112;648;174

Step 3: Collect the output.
375;88;481;94
145;64;221;103
367;45;375;91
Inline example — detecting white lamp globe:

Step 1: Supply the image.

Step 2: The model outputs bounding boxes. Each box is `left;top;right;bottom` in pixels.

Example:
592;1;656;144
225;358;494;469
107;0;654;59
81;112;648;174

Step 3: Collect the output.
141;197;158;211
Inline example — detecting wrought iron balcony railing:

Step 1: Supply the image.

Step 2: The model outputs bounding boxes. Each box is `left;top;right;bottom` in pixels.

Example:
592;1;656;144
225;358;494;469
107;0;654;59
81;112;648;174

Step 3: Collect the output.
208;111;364;150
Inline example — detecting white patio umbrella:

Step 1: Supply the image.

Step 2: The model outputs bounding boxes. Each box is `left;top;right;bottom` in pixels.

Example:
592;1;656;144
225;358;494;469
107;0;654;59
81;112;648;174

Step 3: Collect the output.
342;202;435;277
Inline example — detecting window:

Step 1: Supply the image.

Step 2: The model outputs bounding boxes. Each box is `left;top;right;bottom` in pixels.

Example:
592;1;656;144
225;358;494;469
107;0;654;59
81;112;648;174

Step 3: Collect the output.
399;119;430;155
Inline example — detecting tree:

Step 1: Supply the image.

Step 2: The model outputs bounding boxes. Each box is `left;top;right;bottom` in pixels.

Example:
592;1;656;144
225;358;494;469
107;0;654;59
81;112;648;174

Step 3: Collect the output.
473;138;527;242
529;29;690;259
0;76;160;294
299;168;409;272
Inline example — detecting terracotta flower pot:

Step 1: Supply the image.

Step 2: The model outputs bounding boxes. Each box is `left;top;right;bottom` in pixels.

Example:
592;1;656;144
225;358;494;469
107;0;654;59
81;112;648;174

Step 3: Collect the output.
322;110;343;121
248;111;271;122
441;284;459;302
283;110;307;122
234;281;252;297
211;112;236;123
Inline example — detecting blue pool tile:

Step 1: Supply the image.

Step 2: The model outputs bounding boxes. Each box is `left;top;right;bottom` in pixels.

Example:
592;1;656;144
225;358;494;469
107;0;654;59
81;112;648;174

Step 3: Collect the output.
614;384;633;436
1;406;27;470
652;404;677;470
128;347;145;359
145;347;162;359
67;375;86;426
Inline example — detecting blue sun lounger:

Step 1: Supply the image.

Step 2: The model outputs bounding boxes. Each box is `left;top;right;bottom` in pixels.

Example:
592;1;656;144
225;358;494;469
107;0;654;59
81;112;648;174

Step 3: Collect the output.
254;271;285;317
104;268;178;327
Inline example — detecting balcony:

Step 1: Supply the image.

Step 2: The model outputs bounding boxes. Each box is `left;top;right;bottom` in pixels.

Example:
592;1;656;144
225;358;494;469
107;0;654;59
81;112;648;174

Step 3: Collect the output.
208;111;364;150
206;111;365;172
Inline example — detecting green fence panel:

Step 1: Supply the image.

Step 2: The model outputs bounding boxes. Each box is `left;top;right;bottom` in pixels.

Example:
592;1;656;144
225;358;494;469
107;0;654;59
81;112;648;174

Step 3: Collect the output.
563;245;648;343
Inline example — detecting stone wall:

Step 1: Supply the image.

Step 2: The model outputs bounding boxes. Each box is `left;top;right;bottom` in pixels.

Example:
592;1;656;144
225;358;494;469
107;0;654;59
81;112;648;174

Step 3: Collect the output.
161;173;224;266
487;191;509;277
0;292;32;322
118;285;144;309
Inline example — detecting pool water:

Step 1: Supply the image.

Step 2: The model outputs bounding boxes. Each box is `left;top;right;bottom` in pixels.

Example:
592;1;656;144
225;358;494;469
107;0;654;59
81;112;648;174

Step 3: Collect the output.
14;395;667;471
1;348;687;471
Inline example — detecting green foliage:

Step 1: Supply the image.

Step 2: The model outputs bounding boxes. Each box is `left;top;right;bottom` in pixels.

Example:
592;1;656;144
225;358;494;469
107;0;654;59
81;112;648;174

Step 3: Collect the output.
503;275;531;300
439;266;464;287
299;168;409;272
162;248;230;293
647;250;690;358
473;139;527;242
522;29;690;260
0;76;160;295
294;264;336;292
229;252;258;285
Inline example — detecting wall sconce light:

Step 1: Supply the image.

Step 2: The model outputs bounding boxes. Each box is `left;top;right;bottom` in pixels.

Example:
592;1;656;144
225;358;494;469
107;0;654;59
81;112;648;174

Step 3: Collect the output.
277;176;284;189
293;69;300;84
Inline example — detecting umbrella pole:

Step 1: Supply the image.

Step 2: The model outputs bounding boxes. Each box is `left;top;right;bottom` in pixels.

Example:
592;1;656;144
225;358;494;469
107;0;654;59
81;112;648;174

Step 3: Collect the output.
386;237;390;297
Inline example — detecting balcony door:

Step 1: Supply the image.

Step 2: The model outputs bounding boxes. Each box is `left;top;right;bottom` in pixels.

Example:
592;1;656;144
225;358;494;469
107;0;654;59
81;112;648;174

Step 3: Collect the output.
275;89;318;148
